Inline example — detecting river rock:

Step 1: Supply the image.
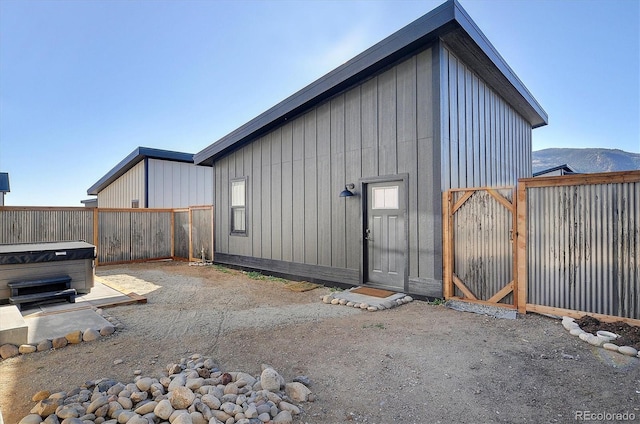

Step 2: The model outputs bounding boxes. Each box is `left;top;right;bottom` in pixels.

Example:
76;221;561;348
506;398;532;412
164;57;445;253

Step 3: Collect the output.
65;331;83;344
285;382;311;402
52;337;68;349
42;416;60;424
56;405;80;419
169;386;195;409
18;414;43;424
330;298;340;305
31;390;50;401
0;343;19;358
273;410;293;424
618;346;638;356
260;367;284;391
19;344;37;354
82;328;100;342
134;400;158;414
37;340;53;352
603;343;619;351
100;325;116;336
31;398;61;417
135;377;154;392
153;399;174;419
569;328;585;336
562;321;579;331
322;295;332;304
168;374;186;390
87;395;109;414
172;412;194;424
278;401;300;415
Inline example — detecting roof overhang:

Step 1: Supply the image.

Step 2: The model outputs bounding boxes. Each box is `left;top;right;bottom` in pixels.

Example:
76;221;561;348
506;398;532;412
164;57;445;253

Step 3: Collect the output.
87;147;196;195
194;0;548;166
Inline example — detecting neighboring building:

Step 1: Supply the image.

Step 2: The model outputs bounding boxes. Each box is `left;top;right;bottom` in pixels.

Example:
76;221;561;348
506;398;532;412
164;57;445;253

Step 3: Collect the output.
193;0;548;297
87;147;213;208
533;164;577;177
80;198;98;208
0;172;9;206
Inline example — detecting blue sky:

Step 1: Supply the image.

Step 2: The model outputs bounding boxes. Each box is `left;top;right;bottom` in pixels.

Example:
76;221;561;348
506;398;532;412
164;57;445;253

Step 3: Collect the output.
0;0;638;206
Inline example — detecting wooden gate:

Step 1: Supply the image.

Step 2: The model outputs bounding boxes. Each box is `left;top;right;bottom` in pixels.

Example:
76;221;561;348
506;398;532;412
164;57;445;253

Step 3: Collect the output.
443;187;519;310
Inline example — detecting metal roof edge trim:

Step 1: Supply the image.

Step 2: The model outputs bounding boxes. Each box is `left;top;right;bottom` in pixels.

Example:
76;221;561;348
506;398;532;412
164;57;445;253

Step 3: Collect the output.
87;147;196;195
451;0;548;126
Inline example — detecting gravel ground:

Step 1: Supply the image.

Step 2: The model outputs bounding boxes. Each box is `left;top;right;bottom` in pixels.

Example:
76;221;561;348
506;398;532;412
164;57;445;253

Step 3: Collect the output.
1;261;639;423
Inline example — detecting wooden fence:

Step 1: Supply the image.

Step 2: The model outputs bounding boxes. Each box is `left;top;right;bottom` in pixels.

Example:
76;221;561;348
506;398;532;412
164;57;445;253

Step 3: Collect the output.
0;206;214;265
444;170;640;324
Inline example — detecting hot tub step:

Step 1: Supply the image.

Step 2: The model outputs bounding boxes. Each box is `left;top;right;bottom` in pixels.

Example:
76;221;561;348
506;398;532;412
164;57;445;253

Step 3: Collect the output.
8;276;71;290
9;288;77;311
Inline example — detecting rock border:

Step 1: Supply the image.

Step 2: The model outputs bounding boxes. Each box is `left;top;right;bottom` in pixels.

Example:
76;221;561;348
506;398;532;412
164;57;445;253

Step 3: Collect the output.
16;353;311;424
0;307;123;361
321;291;413;311
562;316;640;359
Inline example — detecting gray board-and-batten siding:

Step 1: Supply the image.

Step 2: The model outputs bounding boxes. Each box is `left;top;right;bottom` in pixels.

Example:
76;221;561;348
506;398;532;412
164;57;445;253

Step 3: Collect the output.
212;41;535;297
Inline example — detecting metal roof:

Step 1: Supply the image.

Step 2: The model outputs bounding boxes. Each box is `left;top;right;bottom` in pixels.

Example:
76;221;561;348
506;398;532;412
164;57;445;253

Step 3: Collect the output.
87;147;196;195
194;0;548;166
0;172;9;193
532;164;578;177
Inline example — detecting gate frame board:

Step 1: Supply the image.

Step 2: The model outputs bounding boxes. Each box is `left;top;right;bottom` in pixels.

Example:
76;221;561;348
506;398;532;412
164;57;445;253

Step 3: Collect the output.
443;186;519;311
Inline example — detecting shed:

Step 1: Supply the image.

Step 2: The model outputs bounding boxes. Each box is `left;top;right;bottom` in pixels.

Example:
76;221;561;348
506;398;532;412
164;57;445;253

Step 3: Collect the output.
0;172;9;207
532;164;577;177
87;147;213;208
194;0;548;297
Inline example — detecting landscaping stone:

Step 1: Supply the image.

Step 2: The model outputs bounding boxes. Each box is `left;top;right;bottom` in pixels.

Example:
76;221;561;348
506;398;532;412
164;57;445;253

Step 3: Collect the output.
260;367;283;392
65;331;83;344
52;337;68;349
618;346;638;357
36;340;52;352
18;414;43;424
82;328;100;342
14;353;310;424
0;343;20;358
19;344;37;354
31;390;51;402
100;325;116;336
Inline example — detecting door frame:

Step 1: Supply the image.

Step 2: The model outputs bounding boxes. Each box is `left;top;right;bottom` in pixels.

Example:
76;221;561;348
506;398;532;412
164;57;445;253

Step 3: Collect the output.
359;174;410;292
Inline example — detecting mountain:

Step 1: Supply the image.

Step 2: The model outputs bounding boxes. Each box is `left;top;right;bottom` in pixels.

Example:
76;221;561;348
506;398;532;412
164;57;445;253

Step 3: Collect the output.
532;148;640;174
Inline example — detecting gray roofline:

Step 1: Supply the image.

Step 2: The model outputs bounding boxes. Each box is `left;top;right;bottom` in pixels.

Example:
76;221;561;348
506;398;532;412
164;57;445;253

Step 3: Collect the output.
0;172;9;193
194;0;547;166
532;164;577;177
87;147;197;195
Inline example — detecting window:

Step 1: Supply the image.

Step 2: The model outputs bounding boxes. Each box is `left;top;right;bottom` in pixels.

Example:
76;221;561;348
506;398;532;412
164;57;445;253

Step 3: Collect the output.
231;179;246;234
372;186;399;209
131;199;139;208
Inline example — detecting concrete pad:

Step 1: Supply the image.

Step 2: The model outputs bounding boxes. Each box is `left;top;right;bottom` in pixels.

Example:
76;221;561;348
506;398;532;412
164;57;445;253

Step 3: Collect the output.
25;309;112;344
0;305;28;345
445;299;517;319
329;287;408;310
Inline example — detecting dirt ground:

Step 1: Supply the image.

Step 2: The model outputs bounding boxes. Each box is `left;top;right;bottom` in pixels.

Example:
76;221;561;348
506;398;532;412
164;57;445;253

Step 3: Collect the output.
1;261;639;424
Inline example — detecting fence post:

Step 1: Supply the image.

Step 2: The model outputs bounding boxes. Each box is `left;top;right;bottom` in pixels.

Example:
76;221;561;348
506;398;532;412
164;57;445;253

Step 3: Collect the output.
442;190;453;299
516;182;527;314
93;207;100;266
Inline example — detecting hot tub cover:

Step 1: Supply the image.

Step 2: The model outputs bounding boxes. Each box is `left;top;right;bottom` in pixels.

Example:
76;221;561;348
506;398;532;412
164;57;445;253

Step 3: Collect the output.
0;241;96;265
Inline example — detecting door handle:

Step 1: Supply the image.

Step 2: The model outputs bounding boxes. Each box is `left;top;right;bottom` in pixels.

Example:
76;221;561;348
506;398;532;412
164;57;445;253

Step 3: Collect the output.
365;228;373;241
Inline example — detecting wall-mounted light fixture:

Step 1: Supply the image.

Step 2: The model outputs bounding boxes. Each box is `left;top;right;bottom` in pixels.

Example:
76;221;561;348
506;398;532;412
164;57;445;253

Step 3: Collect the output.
339;183;355;198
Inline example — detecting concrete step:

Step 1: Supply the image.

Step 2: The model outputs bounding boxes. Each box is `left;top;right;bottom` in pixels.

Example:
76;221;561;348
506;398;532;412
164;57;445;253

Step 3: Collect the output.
0;304;28;346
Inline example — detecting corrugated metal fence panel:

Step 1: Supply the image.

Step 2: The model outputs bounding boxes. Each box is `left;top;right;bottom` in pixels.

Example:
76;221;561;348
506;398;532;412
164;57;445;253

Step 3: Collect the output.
191;208;213;261
98;211;131;263
453;189;514;303
173;211;189;259
130;211;172;260
527;182;639;319
0;208;93;244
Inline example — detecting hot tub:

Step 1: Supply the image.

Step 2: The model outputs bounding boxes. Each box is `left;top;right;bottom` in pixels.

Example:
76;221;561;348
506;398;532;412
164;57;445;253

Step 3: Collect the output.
0;241;96;302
